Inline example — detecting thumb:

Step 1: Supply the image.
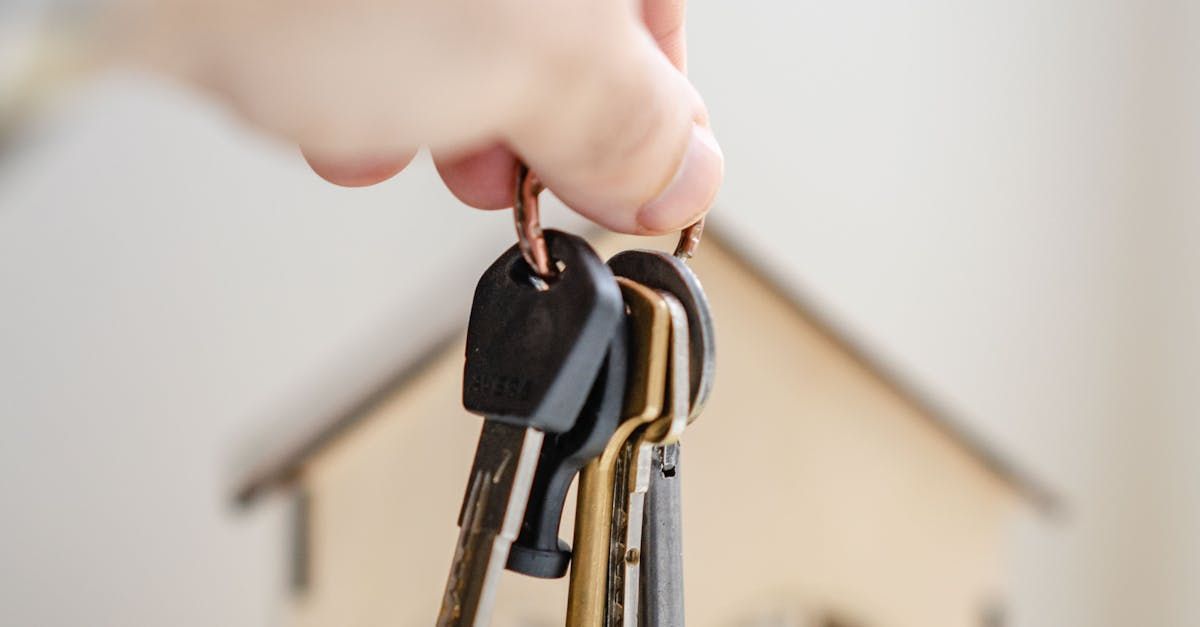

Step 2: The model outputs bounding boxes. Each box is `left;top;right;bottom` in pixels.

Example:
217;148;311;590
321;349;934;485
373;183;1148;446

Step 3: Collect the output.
507;23;722;235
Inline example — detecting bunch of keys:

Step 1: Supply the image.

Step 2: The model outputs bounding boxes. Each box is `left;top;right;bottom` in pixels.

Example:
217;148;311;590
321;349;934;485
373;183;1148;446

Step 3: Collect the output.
436;164;715;627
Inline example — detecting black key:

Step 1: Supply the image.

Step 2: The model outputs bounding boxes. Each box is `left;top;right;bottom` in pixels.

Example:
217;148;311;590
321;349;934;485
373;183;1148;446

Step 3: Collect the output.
505;317;628;579
438;230;623;627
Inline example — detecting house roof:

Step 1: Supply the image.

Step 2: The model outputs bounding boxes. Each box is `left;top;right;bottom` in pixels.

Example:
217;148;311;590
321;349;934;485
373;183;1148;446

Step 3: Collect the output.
234;224;1061;515
702;227;1062;514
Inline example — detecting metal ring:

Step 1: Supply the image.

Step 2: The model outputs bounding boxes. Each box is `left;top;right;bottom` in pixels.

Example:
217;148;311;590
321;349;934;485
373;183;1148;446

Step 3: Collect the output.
513;163;557;280
515;163;703;270
673;217;705;260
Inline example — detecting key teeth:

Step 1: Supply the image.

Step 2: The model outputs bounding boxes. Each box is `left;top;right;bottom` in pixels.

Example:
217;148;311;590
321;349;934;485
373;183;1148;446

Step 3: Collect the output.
437;424;545;626
438;470;486;626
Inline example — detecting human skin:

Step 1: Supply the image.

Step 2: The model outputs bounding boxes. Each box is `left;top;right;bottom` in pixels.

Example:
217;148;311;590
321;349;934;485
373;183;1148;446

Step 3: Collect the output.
110;0;722;234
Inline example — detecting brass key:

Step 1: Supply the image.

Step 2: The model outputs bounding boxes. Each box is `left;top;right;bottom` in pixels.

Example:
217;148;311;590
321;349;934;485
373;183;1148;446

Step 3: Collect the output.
641;290;691;445
567;278;670;627
608;289;690;626
610;225;716;627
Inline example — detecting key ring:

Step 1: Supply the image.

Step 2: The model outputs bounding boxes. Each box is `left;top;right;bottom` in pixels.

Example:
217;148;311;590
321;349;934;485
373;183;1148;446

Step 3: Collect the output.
514;163;707;279
513;163;557;283
672;218;705;261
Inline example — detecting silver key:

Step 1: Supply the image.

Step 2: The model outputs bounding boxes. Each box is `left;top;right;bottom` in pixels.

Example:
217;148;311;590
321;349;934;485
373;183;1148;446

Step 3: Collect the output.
639;443;685;627
439;423;544;627
639;280;713;627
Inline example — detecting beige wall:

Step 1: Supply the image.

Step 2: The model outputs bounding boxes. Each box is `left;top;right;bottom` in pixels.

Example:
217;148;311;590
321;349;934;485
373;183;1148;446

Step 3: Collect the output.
296;236;1019;627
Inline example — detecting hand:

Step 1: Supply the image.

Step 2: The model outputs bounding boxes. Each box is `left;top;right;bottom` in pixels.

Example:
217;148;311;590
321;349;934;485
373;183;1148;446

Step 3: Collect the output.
116;0;723;234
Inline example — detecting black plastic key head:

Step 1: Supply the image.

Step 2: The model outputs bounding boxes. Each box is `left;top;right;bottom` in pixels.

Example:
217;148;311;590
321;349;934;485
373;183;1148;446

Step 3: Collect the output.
464;230;623;433
505;317;628;578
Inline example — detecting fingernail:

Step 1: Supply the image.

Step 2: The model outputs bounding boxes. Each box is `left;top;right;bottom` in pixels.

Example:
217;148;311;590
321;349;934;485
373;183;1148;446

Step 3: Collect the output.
637;125;724;233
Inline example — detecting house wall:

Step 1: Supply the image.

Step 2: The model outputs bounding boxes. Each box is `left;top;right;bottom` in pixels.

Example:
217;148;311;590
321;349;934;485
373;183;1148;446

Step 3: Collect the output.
295;236;1019;627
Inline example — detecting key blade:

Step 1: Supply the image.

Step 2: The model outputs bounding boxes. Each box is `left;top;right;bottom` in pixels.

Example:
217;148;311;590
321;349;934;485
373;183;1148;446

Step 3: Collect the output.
603;438;652;627
438;422;544;627
639;443;686;627
621;442;653;627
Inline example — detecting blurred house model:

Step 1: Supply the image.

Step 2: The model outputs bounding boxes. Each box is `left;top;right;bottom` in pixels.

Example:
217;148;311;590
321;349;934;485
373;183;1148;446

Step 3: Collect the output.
236;230;1055;627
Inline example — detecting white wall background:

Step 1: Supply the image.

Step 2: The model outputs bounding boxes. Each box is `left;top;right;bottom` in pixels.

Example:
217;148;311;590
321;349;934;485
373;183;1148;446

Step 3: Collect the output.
0;1;1196;625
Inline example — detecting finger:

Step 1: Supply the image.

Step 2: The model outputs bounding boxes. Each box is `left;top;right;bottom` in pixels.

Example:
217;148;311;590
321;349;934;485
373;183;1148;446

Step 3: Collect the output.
510;25;722;235
301;148;417;188
433;144;518;210
643;0;687;72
